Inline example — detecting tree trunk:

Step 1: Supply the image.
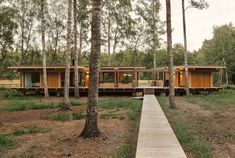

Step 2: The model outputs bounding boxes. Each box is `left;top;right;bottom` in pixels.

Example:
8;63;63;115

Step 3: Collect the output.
73;0;79;98
153;0;157;82
107;11;111;66
79;23;83;59
41;0;49;98
80;0;101;138
62;0;72;110
111;26;118;63
20;0;25;64
166;0;176;109
53;27;59;64
182;0;190;96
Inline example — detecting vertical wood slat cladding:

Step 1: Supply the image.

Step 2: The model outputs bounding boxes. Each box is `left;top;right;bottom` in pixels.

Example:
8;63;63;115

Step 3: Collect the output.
174;72;179;87
40;72;60;88
191;71;212;88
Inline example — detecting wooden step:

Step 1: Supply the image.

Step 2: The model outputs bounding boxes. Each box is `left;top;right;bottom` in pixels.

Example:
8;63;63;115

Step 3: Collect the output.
144;88;155;94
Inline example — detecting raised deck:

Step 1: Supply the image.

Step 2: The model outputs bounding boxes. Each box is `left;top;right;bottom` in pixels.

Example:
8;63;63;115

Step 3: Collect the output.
136;95;187;158
11;86;222;96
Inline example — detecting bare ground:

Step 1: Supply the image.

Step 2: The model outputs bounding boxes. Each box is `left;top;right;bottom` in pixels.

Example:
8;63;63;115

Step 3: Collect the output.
0;97;137;158
174;97;235;158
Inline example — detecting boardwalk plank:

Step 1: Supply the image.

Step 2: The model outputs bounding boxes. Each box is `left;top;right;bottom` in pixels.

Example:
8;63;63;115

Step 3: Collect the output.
135;95;187;158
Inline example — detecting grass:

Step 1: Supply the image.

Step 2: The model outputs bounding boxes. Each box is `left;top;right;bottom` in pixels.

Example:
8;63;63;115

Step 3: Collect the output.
170;113;213;158
13;126;49;136
99;113;117;119
158;96;213;158
70;100;81;106
165;107;212;158
115;143;132;158
0;134;15;154
11;144;42;158
44;112;85;121
0;101;63;111
184;89;235;110
0;88;23;99
99;98;141;110
0;99;81;112
99;98;142;121
157;96;167;107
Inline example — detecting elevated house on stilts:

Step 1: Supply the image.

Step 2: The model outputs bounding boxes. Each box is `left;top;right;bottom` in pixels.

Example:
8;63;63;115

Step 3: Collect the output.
8;65;226;96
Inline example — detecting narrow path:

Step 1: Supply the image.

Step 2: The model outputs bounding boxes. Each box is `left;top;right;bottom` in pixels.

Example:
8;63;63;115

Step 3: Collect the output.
135;95;187;158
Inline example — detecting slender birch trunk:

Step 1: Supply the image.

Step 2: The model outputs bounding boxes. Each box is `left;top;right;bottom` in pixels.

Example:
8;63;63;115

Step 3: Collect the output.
107;11;111;66
62;0;72;110
74;0;79;98
41;0;49;98
166;0;176;109
20;0;25;64
182;0;190;96
80;0;101;138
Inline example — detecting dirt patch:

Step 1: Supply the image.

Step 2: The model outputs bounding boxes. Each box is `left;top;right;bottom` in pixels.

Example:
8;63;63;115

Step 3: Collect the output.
0;97;139;158
174;97;235;158
2;119;128;158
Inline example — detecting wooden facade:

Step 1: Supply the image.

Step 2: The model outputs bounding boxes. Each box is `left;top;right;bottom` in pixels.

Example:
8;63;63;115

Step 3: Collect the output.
163;66;225;88
8;65;225;91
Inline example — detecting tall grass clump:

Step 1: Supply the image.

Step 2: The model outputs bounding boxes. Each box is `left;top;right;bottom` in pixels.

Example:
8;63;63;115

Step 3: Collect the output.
115;143;131;158
1;101;63;111
0;134;15;154
44;112;85;121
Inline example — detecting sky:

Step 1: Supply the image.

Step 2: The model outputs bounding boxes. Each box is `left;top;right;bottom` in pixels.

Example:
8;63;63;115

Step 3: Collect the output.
159;0;235;51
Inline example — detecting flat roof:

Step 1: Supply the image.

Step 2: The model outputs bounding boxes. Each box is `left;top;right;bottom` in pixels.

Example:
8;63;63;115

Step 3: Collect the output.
8;65;225;72
159;65;226;71
8;66;146;71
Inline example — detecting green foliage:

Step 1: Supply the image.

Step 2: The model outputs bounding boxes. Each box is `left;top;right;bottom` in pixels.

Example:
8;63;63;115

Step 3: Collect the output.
99;98;142;121
172;118;212;158
185;89;235;110
198;24;235;83
13;126;49;136
115;143;131;158
157;96;167;107
99;98;141;109
3;89;23;98
99;113;117;119
70;100;81;106
190;0;209;10
173;120;193;143
72;112;85;120
0;134;15;154
44;113;71;121
188;140;212;158
158;97;213;158
1;101;63;111
44;112;85;121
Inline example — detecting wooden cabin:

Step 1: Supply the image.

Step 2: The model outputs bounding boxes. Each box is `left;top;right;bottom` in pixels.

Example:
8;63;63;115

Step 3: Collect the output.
8;65;225;95
164;66;226;88
8;66;145;89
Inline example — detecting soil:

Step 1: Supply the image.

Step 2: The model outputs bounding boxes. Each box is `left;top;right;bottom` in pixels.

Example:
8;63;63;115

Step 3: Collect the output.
0;97;136;158
174;97;235;158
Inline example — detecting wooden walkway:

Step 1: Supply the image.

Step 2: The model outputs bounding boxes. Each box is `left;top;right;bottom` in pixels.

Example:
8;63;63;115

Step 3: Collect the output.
135;95;187;158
